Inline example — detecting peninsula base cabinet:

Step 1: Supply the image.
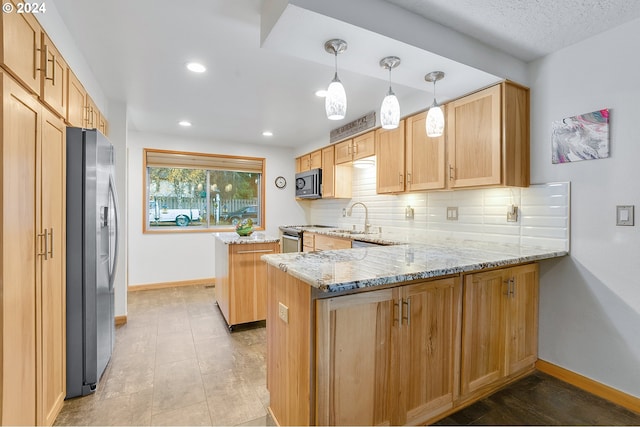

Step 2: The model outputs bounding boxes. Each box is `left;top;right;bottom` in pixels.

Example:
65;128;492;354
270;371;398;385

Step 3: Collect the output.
215;239;279;329
460;263;539;397
266;263;539;426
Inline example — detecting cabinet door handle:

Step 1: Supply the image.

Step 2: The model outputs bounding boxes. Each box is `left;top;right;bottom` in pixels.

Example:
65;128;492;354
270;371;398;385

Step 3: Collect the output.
48;228;54;258
402;298;411;326
449;165;454;181
394;300;401;327
49;51;56;83
504;278;515;297
399;173;404;185
406;172;411;184
511;278;516;298
236;249;274;254
353;143;358;155
37;231;47;259
37;44;49;79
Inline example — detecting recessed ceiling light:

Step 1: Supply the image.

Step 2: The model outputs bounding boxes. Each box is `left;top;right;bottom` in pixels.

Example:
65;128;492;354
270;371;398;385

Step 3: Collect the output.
262;131;273;137
186;62;206;73
178;120;192;127
315;89;327;97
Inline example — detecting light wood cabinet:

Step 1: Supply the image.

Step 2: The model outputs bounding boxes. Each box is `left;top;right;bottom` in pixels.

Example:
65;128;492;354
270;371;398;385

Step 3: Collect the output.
85;94;99;129
0;1;42;95
40;33;68;119
320;145;351;199
335;131;375;165
66;69;86;127
296;150;322;173
214;239;279;329
98;111;109;137
405;110;446;191
447;82;529;189
1;71;66;426
303;232;351;252
376;119;405;194
460;263;538;397
315;277;461;426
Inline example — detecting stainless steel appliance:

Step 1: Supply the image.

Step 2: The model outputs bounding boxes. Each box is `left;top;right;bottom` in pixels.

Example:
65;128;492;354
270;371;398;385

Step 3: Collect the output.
279;225;335;253
66;128;120;398
295;168;322;199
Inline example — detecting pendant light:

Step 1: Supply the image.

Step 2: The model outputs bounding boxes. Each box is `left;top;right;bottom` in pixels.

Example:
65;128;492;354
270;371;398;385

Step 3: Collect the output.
425;71;445;137
324;39;348;120
379;56;401;130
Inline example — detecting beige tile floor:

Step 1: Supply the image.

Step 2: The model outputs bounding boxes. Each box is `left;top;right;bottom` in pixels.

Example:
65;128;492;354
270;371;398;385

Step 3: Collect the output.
54;285;272;426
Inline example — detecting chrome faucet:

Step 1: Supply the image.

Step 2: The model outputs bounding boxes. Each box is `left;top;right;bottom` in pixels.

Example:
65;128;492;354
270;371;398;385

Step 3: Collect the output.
347;202;371;234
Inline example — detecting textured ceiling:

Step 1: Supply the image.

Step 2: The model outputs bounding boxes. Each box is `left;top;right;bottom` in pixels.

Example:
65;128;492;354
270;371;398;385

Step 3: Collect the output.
385;0;640;62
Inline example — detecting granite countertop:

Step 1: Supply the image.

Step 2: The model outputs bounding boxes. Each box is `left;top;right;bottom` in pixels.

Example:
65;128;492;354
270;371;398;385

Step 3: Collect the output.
214;231;280;245
262;238;567;294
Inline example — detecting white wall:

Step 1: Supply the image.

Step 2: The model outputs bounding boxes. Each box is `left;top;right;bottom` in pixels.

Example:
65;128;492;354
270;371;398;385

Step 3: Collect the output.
127;131;306;287
529;19;640;397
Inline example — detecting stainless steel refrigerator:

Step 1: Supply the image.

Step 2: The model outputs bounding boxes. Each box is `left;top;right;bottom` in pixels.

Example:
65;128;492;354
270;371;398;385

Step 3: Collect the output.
66;128;120;398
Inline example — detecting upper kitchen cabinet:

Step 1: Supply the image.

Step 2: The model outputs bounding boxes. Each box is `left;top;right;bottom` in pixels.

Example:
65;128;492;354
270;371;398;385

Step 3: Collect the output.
40;33;68;119
376;120;405;194
447;82;530;189
85;94;99;129
66;68;87;127
296;149;322;173
97;111;109;137
0;0;42;95
405;110;446;191
335;131;375;164
321;145;351;199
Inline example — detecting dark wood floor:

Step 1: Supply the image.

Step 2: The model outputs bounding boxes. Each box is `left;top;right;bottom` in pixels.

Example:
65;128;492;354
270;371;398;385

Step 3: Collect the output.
435;371;640;426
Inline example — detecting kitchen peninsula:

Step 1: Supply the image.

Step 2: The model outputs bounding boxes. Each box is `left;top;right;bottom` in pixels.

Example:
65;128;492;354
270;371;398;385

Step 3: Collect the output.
262;234;567;426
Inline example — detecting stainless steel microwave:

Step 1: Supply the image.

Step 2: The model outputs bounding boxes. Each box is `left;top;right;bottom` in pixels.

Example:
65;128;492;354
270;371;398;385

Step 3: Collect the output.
295;168;322;199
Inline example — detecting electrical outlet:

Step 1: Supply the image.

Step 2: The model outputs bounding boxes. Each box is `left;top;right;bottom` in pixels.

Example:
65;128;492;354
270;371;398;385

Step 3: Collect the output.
278;302;289;323
446;206;458;221
507;205;518;222
405;205;414;219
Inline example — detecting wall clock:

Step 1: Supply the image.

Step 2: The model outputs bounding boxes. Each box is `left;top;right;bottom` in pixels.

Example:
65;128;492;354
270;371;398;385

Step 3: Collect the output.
274;176;287;189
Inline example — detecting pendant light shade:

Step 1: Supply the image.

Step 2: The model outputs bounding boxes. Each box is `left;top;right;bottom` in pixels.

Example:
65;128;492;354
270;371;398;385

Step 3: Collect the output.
324;39;348;120
379;56;401;130
425;71;445;137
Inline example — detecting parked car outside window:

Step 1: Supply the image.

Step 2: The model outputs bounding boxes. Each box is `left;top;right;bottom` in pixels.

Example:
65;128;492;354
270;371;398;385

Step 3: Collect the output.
220;205;258;224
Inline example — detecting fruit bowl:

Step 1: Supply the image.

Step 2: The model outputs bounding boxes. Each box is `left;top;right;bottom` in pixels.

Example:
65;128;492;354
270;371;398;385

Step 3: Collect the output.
235;218;254;236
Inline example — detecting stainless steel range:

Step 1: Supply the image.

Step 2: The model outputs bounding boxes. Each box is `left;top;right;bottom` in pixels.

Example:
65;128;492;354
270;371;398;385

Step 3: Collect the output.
279;225;335;253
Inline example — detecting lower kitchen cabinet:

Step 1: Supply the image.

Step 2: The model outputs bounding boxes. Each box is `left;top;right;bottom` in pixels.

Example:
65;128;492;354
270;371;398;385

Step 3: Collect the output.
303;232;351;252
214;239;279;329
460;263;538;397
315;277;461;426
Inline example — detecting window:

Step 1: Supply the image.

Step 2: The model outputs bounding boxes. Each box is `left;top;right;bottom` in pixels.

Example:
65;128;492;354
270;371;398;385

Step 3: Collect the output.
144;149;265;232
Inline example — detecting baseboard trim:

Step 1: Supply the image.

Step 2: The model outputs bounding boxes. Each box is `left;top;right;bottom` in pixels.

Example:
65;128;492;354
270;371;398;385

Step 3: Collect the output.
128;277;216;292
114;315;127;326
536;359;640;414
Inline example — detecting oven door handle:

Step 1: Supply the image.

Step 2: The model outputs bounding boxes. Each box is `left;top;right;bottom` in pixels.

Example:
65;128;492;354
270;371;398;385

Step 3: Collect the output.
282;234;300;241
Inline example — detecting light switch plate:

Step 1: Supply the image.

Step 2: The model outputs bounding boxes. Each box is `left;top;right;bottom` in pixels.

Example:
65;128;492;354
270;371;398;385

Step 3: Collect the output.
446;207;458;221
616;205;634;226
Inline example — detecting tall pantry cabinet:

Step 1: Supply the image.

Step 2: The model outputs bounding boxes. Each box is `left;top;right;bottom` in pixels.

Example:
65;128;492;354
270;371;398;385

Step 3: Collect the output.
1;71;66;425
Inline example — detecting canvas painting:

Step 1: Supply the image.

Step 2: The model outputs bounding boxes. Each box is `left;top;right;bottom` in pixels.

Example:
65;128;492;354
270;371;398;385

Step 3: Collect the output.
552;109;609;164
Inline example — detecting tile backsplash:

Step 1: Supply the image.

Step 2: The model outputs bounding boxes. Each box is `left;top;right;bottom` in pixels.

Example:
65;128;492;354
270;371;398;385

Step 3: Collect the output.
305;161;570;251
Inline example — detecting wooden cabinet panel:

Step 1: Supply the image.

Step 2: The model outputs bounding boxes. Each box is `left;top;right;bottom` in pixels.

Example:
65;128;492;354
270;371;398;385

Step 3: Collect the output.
39;108;66;425
353;131;375;160
316;289;397;426
85;94;99;129
302;232;315;252
321;146;335;198
66;69;86;127
461;263;539;397
215;239;279;328
0;2;42;95
401;278;461;425
505;264;538;375
405;110;446;191
376;120;405;194
460;269;505;396
334;139;352;164
447;82;529;189
314;234;351;251
40;34;67;119
1;71;39;426
310;150;321;170
98;112;108;137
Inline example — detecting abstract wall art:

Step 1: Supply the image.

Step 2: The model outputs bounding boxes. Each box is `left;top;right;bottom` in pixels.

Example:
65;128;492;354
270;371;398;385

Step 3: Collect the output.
552;109;610;164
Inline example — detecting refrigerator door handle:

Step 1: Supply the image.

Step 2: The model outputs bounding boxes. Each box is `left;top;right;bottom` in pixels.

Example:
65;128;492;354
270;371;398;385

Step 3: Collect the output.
108;173;120;291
